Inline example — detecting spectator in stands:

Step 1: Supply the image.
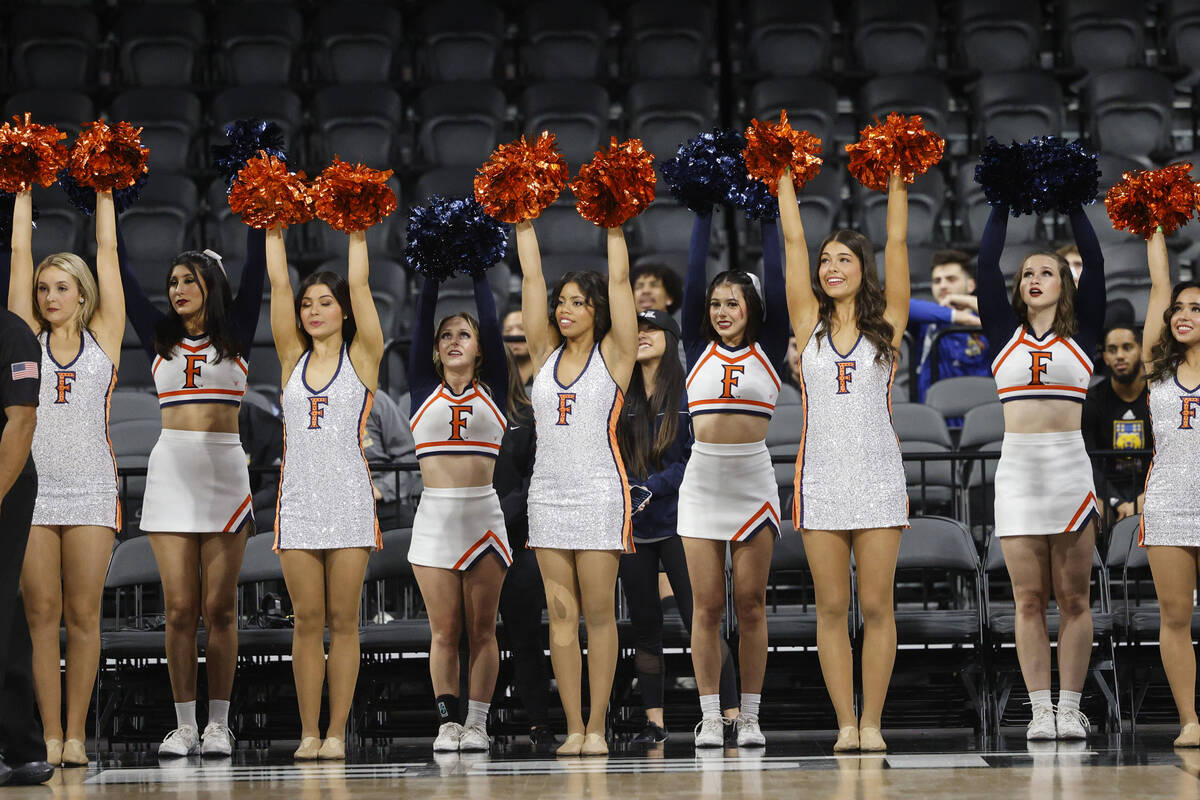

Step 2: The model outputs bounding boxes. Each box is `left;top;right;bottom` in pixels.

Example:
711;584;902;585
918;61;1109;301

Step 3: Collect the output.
406;266;511;754
1082;324;1152;526
908;251;989;402
1138;230;1200;748
631;262;683;315
8;189;123;768
976;198;1106;742
238;400;283;534
501;308;534;387
362;390;418;530
266;227;385;761
1058;244;1083;286
780;169;911;754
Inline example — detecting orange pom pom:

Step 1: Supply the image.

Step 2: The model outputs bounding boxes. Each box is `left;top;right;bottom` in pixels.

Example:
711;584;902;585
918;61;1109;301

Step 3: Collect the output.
742;110;823;195
569;137;656;228
0;113;68;193
474;132;569;223
845;112;945;192
1104;162;1200;239
68;120;149;192
312;157;398;233
228;152;313;230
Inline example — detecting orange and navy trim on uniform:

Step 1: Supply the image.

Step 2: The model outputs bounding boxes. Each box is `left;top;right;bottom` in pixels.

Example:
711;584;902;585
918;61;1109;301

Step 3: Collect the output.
273;411;289;553
454;530;513;570
733;502;780;542
411;382;506;459
103;365;123;531
686;341;780;418
991;329;1092;403
1065;491;1099;534
359;389;383;550
793;360;810;529
224;493;254;535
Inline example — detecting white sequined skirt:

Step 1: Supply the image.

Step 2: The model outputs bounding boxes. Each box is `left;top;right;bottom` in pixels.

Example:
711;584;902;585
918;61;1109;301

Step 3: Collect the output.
678;440;780;541
141;429;254;534
409;485;512;570
994;431;1098;537
32;462;120;530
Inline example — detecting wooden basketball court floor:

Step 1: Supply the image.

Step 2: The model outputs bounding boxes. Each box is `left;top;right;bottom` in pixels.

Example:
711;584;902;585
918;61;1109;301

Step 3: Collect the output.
7;730;1200;799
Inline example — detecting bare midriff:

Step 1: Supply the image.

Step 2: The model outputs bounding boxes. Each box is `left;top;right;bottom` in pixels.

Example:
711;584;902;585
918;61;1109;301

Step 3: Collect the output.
161;402;241;434
692;412;771;444
1001;397;1083;434
418;452;497;489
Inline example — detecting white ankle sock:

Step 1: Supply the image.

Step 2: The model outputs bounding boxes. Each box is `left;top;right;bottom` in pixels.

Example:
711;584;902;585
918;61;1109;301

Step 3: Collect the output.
1057;690;1081;712
175;701;197;730
465;700;489;729
208;699;230;727
699;694;721;720
1029;689;1053;711
740;693;761;718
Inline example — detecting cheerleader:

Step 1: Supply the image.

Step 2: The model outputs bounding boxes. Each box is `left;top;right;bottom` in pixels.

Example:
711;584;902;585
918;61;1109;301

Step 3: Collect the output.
975;200;1106;741
405;269;511;753
616;309;739;743
779;169;911;752
1138;230;1200;747
6;190;121;767
677;207;787;749
118;221;267;757
266;228;383;760
515;220;638;756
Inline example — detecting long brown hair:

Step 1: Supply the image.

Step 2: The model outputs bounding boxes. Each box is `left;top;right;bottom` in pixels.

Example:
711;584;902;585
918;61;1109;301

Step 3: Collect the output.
616;329;685;480
1010;250;1078;339
700;271;763;346
814;229;894;364
1148;281;1200;383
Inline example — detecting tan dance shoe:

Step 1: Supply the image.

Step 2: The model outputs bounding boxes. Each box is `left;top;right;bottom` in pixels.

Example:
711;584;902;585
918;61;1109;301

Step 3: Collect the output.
858;727;887;752
833;726;859;752
62;739;88;766
317;737;346;760
556;732;585;756
293;737;321;760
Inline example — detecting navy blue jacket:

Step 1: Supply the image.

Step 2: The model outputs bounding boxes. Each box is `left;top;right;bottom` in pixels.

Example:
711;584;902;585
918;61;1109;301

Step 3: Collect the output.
626;392;693;543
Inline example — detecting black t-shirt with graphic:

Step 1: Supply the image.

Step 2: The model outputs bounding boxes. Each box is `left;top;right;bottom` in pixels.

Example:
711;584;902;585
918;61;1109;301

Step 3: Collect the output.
1082;378;1153;503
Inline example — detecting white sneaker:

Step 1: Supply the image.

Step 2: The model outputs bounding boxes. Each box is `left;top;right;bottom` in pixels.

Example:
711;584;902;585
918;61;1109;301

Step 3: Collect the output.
1056;707;1090;740
433;722;465;752
458;723;491;752
158;725;201;757
735;714;766;747
1026;705;1057;741
693;717;726;748
199;722;235;756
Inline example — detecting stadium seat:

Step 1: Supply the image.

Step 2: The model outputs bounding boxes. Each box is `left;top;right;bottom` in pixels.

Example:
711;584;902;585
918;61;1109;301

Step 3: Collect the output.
119;174;199;266
972;71;1064;149
858;74;952;135
1164;0;1200;77
850;0;938;75
246;345;282;396
518;82;611;168
414;167;479;202
29;187;84;267
8;6;98;89
110;89;202;174
110;390;162;425
519;0;610;81
624;0;714;79
627;80;719;165
213;3;303;86
114;4;205;87
415;82;507;167
307;175;402;263
925;376;998;422
952;0;1041;74
1059;0;1147;73
1083;68;1175;161
747;77;838;146
955;170;1043;276
767;521;852;648
415;0;505;82
209;87;305;163
627;200;695;262
858;168;944;251
893;404;955;513
116;346;156;392
4;90;94;139
111;418;162;503
528;198;603;254
743;0;833;77
312;84;404;166
312;3;404;84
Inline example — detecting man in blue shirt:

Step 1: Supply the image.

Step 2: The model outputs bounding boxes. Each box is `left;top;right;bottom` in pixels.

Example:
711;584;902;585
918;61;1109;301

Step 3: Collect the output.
909;250;990;402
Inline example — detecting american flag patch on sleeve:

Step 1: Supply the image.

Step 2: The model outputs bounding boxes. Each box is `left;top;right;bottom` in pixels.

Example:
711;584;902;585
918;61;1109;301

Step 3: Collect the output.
10;361;38;380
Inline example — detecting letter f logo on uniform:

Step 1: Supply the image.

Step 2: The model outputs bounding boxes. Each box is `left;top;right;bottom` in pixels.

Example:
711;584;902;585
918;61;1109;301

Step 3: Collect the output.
1181;396;1200;430
720;364;745;399
1029;350;1052;386
54;371;76;404
835;361;856;394
449;404;473;440
183;353;207;388
556;393;576;425
308;396;328;429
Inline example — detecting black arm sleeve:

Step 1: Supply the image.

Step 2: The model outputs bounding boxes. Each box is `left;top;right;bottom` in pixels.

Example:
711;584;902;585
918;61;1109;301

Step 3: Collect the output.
759;219;789;371
1069;208;1106;356
681;213;713;359
115;220;165;359
229;227;268;348
975;205;1019;363
474;271;508;415
407;276;439;416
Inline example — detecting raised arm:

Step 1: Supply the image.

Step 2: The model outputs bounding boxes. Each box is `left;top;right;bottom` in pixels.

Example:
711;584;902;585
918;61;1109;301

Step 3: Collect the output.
347;230;384;393
407;274;440;413
265;227;304;381
229;227;268;347
1142;228;1170;362
89;191;125;362
474;270;508;414
6;191;36;332
759;217;790;369
680;212;713;353
882;171;911;348
1068;207;1107;353
777;169;818;344
975;205;1019;362
115;221;165;358
601;226;637;393
516;220;558;369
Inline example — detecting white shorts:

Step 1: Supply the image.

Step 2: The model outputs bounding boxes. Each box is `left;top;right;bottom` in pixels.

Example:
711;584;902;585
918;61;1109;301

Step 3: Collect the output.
994;431;1098;537
140;429;254;534
678;440;780;542
408;485;512;570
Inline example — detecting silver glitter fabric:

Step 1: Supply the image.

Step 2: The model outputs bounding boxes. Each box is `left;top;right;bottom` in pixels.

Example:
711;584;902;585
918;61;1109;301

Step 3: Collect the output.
1140;376;1200;547
31;329;120;528
277;346;380;550
794;330;908;531
527;344;632;552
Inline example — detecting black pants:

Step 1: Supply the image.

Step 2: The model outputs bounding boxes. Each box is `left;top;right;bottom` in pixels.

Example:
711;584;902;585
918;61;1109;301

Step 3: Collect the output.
619;536;739;713
498;547;551;727
0;472;44;763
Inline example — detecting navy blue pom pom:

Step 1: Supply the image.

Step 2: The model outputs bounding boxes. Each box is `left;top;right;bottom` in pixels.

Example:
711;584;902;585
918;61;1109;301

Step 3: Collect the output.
0;191;38;236
730;177;780;221
56;168;146;215
405;195;509;282
212;119;287;189
660;128;747;215
1023;136;1100;214
974;138;1030;216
